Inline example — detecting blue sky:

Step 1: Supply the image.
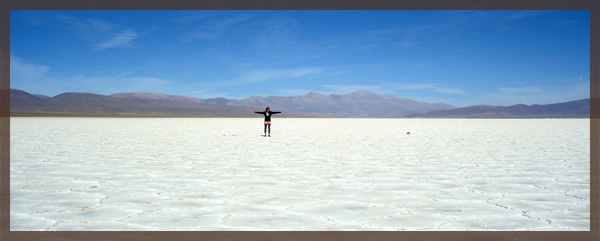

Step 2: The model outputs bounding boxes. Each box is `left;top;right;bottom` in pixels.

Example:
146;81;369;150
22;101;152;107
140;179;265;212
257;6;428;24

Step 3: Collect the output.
10;10;590;107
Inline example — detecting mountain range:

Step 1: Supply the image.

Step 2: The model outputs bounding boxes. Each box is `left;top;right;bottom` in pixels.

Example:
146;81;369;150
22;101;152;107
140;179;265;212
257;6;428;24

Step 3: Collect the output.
9;89;590;118
405;98;590;118
205;90;455;117
10;89;254;117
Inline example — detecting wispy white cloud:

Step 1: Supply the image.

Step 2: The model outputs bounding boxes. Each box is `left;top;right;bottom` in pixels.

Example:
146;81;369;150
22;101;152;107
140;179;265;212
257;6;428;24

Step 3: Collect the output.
184;13;256;40
57;15;117;41
11;55;328;100
197;68;325;88
58;15;114;31
70;74;174;95
273;88;322;97
321;83;466;96
10;55;178;96
565;76;586;82
239;68;323;84
474;82;589;106
10;54;71;96
174;11;220;24
188;67;326;95
321;84;394;95
504;10;547;21
245;17;300;52
357;10;552;48
391;83;466;95
475;10;550;32
359;28;421;50
431;86;466;95
497;86;543;94
9;57;54;95
10;54;51;81
555;19;581;26
95;30;139;49
356;13;480;51
56;15;145;50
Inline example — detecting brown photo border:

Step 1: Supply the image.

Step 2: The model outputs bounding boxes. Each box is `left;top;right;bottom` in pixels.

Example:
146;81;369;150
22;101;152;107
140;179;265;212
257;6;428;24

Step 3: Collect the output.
0;0;598;240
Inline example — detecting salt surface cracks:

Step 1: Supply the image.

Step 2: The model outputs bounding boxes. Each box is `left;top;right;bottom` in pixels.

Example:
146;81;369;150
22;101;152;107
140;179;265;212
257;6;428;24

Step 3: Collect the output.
10;117;590;231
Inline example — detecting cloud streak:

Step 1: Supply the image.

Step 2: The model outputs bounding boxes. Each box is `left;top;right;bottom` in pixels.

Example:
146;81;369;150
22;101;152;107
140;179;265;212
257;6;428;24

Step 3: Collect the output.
395;41;420;48
199;67;325;88
67;73;176;95
184;13;256;40
504;10;547;21
320;84;394;95
473;82;589;106
357;10;551;50
57;15;144;50
497;86;543;94
10;55;178;96
10;54;51;81
95;30;139;49
390;83;466;95
10;54;74;97
57;15;117;42
321;83;466;96
239;68;323;84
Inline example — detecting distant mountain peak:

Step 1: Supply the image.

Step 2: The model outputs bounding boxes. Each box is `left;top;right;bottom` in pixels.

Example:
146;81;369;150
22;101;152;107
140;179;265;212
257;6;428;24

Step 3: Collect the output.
10;89;44;101
351;90;376;96
305;91;326;97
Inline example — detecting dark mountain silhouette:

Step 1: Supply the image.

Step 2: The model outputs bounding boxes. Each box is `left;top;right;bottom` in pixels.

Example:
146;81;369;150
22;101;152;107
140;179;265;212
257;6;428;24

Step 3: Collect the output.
405;98;590;118
10;89;47;111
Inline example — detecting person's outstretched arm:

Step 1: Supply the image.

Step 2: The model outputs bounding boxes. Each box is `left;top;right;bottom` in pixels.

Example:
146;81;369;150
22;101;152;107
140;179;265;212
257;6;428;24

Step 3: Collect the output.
255;111;265;114
271;111;282;114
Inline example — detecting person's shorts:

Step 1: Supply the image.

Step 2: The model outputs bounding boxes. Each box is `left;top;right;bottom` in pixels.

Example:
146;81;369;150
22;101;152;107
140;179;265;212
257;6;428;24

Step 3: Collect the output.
264;121;271;124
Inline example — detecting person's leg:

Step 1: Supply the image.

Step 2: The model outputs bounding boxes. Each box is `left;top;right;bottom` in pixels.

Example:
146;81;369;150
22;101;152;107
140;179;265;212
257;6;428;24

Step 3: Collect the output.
264;123;267;135
268;124;271;136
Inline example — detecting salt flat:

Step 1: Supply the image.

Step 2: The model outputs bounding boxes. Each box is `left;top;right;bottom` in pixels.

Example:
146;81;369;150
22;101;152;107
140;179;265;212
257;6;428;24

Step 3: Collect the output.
10;117;590;231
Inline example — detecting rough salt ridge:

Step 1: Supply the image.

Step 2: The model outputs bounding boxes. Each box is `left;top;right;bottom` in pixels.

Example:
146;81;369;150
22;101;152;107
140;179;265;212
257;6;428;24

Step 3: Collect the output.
10;118;590;231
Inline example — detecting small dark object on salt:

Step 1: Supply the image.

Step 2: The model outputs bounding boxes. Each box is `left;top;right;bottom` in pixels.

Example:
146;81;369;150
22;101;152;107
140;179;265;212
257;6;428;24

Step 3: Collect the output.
407;132;410;134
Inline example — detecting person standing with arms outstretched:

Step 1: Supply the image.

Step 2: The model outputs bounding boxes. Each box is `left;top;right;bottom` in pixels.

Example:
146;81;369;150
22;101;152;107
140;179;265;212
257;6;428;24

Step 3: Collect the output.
254;107;281;137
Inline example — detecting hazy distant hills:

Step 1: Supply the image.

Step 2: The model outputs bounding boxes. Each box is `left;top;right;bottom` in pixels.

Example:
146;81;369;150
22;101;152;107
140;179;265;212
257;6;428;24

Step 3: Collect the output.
405;98;590;118
10;89;454;117
9;89;590;118
208;90;455;117
110;92;206;104
10;89;256;117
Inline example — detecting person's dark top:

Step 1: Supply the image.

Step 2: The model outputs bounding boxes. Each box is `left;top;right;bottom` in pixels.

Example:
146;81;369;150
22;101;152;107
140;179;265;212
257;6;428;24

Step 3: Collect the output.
255;111;281;121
